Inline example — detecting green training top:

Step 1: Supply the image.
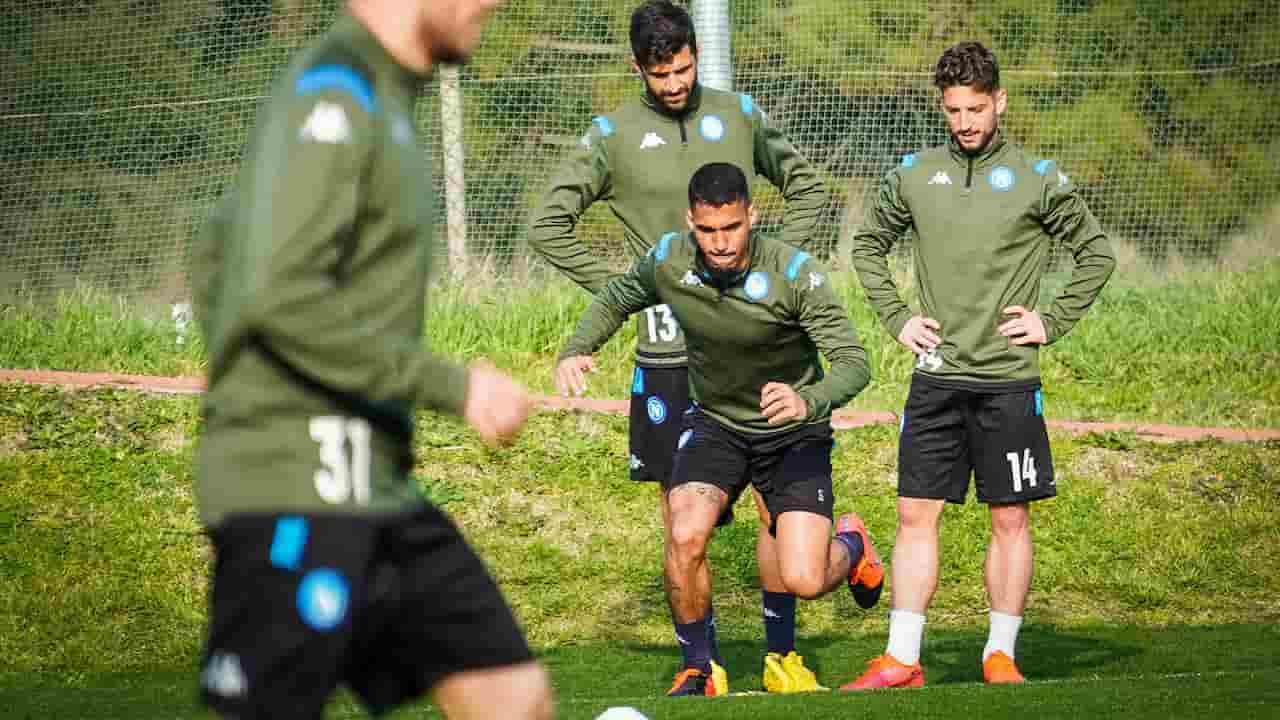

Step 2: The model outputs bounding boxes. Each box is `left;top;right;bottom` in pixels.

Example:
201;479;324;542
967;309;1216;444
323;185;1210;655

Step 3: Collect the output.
191;13;466;527
851;132;1116;386
560;231;869;434
530;84;827;368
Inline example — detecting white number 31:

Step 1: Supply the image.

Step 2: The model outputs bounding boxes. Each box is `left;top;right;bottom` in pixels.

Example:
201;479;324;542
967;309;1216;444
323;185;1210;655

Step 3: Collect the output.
1005;448;1038;493
309;416;372;505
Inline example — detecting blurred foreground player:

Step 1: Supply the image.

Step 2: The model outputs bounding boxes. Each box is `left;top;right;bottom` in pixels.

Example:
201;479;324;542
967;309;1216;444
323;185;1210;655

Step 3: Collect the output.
191;1;553;718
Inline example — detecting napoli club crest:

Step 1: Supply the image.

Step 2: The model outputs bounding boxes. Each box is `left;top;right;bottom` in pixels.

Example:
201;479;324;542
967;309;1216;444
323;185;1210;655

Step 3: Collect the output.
699;114;725;142
646;396;668;424
744;271;769;301
989;165;1015;192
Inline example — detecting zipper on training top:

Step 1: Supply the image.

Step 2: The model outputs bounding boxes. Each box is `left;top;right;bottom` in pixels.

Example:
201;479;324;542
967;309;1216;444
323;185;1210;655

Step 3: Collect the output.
678;118;688;145
965;155;974;189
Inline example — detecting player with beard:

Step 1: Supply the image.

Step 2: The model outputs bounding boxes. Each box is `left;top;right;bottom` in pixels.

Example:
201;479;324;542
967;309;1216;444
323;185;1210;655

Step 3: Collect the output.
528;0;830;694
191;2;554;718
843;41;1116;690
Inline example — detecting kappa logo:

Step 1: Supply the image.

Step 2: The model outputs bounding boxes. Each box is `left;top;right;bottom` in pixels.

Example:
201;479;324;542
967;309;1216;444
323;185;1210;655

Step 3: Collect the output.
928;170;953;186
818;489;825;503
299;101;351;144
681;270;704;287
629;453;645;470
201;652;247;699
640;131;666;150
763;607;781;619
809;271;825;290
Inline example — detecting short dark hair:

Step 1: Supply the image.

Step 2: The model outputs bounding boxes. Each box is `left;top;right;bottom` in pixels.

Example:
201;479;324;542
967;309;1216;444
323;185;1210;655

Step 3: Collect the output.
934;41;1000;94
630;1;696;68
688;162;750;209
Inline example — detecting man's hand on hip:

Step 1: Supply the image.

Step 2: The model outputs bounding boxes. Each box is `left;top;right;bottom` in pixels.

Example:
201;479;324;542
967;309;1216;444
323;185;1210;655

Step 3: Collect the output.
998;306;1047;346
898;315;942;355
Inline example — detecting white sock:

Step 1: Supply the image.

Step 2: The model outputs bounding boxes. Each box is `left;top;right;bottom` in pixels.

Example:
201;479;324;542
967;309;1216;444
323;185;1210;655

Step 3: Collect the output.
885;609;926;666
983;610;1023;661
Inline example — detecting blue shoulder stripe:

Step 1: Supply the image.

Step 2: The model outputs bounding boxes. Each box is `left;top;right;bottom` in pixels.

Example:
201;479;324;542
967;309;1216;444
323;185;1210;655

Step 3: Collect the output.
739;93;754;115
655;231;678;261
901;153;916;168
1034;159;1054;176
592;116;614;137
296;64;375;113
785;250;811;281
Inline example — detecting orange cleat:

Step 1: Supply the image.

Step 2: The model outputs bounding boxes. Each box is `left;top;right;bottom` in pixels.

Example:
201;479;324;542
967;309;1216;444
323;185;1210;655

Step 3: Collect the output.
835;512;884;609
982;651;1025;684
840;654;924;690
667;661;728;696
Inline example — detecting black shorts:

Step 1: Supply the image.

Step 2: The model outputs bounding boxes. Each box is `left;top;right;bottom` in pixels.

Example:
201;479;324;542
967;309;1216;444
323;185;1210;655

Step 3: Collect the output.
668;407;835;530
899;374;1056;505
199;504;533;719
628;365;692;482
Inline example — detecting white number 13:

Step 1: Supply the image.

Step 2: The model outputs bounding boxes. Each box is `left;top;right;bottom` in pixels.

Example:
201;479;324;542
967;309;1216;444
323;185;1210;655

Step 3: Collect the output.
644;304;679;344
309;416;372;505
1005;448;1038;493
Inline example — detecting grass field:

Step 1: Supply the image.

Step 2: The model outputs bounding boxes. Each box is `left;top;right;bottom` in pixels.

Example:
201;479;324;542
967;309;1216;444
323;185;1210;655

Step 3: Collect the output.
2;253;1279;427
1;378;1277;718
4;629;1279;719
1;241;1278;717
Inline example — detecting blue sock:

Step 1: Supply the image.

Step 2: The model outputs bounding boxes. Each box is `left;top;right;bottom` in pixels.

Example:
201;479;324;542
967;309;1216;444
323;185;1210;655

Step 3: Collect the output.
763;590;797;655
834;531;865;573
707;604;722;664
675;610;714;672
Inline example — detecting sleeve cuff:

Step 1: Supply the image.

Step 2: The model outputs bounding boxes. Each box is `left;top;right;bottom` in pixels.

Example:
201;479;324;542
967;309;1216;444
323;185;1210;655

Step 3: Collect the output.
885;310;911;340
419;360;470;415
1042;315;1063;345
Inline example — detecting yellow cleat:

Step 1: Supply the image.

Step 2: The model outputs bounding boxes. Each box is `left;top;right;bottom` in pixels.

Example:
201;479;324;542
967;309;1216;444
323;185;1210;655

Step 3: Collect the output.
762;651;827;693
709;660;729;696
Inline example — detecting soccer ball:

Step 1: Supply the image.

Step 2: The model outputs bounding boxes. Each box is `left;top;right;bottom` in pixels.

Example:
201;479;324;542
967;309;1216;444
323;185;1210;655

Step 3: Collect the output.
594;707;649;720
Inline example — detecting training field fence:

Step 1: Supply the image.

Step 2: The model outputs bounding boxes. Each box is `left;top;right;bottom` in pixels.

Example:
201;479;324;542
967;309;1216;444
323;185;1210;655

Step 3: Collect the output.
1;1;1277;300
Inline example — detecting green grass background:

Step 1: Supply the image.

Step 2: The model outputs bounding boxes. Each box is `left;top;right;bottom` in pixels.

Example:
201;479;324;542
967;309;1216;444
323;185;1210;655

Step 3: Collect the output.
1;240;1278;717
3;240;1280;428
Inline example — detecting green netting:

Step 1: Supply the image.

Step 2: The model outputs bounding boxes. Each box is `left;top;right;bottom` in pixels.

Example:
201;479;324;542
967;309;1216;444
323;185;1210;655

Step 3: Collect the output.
2;1;1277;300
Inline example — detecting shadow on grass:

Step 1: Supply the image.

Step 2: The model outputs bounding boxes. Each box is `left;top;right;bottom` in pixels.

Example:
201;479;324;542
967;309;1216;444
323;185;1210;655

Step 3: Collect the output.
549;622;1278;697
2;624;1275;718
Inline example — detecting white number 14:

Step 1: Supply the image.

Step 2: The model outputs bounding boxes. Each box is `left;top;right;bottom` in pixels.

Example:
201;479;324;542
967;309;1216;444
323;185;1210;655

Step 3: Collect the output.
1005;448;1038;493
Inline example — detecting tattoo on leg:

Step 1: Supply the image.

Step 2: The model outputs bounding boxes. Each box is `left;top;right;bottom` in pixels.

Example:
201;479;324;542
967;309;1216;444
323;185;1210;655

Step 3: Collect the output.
671;482;728;510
